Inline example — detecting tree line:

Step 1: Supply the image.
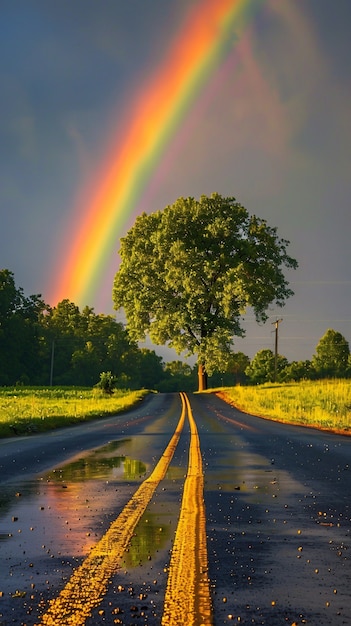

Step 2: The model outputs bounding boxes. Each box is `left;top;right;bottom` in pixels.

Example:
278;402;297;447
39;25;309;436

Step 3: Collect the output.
244;328;351;384
0;269;191;390
1;269;350;391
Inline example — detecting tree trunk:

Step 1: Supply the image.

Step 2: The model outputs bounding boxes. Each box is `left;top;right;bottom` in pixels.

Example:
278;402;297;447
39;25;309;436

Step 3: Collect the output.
197;363;208;392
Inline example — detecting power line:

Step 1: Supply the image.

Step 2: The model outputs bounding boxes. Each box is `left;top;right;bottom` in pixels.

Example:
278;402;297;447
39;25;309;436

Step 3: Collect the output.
290;280;351;285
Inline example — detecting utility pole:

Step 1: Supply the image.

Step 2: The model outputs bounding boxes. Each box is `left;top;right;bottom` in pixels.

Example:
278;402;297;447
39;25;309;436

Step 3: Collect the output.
272;318;283;382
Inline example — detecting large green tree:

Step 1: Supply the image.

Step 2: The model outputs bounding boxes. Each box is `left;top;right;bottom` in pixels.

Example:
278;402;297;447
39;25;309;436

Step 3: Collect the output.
113;194;298;390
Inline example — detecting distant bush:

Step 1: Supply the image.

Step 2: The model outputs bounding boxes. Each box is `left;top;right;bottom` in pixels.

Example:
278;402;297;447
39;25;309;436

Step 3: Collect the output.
96;371;117;394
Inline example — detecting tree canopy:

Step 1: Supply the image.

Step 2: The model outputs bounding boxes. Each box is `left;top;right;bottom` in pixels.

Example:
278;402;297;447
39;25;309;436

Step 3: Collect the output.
113;193;298;390
245;349;289;384
312;328;350;378
0;269;47;385
0;271;176;389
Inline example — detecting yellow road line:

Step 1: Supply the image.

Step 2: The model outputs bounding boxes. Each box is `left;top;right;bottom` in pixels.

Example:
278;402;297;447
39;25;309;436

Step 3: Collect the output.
161;392;213;626
36;396;186;626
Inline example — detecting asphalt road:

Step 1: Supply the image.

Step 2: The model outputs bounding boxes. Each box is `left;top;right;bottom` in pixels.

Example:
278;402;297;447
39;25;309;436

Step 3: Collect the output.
0;392;350;625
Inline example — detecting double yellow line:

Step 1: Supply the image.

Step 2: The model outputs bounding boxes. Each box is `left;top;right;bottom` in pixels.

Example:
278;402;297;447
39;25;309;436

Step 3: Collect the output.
37;393;212;626
162;392;212;625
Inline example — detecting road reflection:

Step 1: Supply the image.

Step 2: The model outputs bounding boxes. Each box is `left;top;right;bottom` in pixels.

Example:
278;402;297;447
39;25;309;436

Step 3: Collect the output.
46;439;147;482
0;436;157;606
125;512;171;568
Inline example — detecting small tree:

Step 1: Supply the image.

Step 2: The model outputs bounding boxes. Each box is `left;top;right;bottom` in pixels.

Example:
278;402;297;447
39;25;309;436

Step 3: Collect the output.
312;329;350;378
113;194;298;391
97;371;117;394
246;349;288;384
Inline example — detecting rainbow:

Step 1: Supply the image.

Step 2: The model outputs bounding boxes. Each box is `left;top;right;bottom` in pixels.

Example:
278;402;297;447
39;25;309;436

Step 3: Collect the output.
49;0;262;310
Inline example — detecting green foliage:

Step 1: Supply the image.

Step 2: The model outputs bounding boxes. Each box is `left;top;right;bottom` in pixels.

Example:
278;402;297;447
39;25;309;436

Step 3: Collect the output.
280;360;314;382
245;349;288;384
159;360;197;392
4;266;350;392
113;193;297;389
97;371;117;394
245;329;350;385
0;269;48;385
41;300;141;387
0;270;202;390
133;348;165;389
312;329;350;378
206;352;250;387
226;352;250;385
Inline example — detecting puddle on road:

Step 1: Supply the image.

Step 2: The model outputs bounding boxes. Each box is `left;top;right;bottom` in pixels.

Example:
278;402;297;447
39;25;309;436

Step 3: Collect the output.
45;438;147;483
0;437;156;602
124;511;171;568
0;430;185;626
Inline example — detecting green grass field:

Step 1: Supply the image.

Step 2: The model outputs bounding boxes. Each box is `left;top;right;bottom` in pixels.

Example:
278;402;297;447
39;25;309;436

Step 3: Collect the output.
0;386;150;438
216;379;351;434
1;380;351;439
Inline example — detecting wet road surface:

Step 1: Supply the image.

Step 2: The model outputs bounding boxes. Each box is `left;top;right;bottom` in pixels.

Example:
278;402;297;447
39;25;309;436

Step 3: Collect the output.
0;392;350;625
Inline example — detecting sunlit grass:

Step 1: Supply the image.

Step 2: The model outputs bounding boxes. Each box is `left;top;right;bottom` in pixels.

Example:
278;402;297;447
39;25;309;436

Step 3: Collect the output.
0;386;150;437
215;379;351;433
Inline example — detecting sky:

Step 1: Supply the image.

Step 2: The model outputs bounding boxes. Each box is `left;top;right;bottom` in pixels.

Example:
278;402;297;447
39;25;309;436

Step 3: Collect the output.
1;0;350;365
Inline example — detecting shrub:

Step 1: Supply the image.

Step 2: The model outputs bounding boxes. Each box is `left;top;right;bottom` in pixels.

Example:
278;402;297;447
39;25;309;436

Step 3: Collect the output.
97;371;117;394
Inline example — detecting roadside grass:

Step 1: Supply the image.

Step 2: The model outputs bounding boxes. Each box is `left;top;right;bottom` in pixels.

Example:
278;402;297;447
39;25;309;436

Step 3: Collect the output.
214;379;351;434
0;387;150;438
